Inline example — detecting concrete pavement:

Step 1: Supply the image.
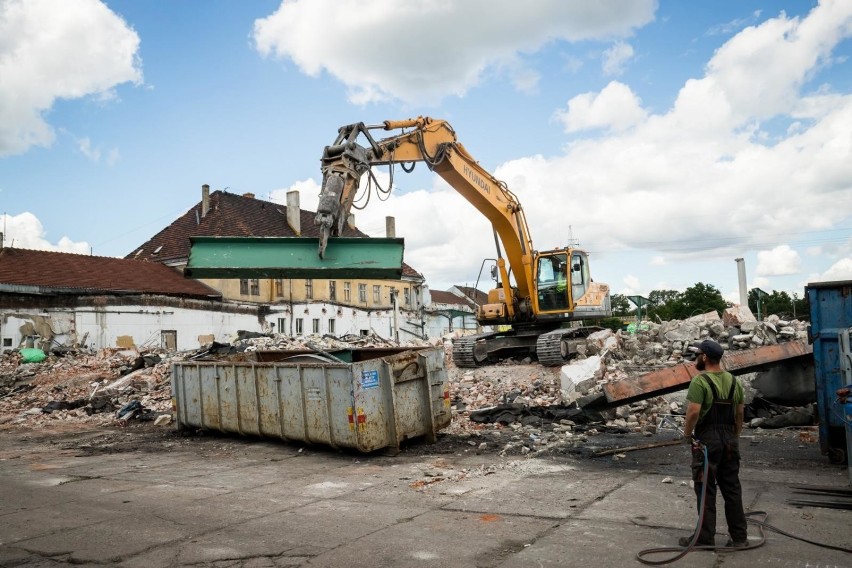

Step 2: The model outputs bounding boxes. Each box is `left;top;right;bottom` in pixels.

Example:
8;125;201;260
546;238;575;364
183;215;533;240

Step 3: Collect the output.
0;425;849;567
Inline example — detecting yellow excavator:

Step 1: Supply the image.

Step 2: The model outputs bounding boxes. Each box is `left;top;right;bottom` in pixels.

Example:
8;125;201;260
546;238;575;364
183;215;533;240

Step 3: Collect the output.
315;117;611;367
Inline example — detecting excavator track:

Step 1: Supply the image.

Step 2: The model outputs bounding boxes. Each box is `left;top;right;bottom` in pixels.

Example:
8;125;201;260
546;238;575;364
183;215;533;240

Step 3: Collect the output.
452;335;487;368
536;331;569;367
536;327;604;367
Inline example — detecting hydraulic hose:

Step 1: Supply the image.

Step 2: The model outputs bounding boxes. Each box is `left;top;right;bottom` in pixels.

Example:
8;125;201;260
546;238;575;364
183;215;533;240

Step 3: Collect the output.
636;441;852;565
636;443;710;565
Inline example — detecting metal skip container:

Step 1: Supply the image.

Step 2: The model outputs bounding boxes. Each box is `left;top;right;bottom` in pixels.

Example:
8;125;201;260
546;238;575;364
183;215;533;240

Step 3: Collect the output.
806;279;852;464
171;347;451;453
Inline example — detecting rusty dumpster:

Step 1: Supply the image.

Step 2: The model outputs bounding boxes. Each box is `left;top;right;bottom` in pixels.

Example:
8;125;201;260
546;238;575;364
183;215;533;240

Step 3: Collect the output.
171;347;451;453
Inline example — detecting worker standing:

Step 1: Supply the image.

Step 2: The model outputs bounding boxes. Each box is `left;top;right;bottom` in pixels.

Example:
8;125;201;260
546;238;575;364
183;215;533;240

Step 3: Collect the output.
680;339;749;548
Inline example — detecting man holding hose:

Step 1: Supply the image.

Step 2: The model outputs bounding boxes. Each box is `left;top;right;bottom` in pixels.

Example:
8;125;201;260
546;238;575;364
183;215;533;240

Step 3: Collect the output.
680;338;749;548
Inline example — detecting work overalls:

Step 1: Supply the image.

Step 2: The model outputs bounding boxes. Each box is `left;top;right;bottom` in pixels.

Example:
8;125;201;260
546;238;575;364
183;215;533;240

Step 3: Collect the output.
691;375;748;544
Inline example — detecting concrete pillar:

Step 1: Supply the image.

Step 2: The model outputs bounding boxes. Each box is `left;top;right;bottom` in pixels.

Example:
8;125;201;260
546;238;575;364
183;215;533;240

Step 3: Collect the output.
201;184;210;218
286;191;300;235
735;257;748;306
385;216;396;238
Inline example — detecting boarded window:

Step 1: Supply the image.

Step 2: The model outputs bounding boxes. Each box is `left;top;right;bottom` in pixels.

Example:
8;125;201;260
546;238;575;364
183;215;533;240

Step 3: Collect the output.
305;279;313;299
161;330;177;350
329;281;337;301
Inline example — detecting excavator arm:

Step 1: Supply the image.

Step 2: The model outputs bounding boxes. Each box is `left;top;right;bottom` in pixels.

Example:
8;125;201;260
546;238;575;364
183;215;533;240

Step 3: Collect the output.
315;117;536;318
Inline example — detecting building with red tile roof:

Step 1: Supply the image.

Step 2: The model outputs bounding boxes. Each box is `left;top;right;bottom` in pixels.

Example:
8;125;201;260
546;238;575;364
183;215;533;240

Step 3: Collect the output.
0;247;219;299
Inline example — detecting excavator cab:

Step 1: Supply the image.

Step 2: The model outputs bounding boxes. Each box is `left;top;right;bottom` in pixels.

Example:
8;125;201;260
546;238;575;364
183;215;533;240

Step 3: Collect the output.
535;252;571;312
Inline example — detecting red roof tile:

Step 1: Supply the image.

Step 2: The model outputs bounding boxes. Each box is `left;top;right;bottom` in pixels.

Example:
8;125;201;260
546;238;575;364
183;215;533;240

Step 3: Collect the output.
127;190;423;280
0;248;221;299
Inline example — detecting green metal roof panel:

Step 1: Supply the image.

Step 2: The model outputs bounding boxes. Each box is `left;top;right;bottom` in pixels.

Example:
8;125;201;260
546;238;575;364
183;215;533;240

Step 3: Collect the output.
184;236;405;280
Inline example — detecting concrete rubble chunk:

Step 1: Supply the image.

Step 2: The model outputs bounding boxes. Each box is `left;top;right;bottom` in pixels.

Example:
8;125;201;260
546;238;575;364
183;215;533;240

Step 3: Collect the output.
723;305;757;326
560;356;604;400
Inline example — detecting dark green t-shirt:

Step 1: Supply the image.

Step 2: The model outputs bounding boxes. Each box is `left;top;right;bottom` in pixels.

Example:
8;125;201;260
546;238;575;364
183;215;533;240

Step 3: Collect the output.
685;371;744;420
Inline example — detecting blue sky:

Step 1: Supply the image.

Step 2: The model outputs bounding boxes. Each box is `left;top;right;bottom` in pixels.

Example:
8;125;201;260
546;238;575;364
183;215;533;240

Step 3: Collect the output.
2;0;852;306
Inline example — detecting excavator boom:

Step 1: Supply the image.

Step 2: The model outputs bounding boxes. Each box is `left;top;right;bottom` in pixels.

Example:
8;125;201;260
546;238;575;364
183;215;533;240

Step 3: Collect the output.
314;116;610;367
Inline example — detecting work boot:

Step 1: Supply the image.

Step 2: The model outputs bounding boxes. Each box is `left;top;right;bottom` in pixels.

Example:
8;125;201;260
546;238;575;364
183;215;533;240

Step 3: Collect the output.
724;538;749;548
678;535;714;547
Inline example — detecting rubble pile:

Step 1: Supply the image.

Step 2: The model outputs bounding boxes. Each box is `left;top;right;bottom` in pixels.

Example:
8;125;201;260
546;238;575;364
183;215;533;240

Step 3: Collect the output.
445;309;811;456
0;308;813;458
0;332;435;430
232;330;434;352
0;348;177;427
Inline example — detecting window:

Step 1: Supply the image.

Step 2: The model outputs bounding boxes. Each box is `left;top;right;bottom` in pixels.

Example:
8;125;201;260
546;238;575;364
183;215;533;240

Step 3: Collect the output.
312;318;320;333
329;280;337;301
305;279;313;299
358;283;367;303
161;330;177;350
404;288;411;306
240;279;249;295
250;279;260;296
343;282;351;302
373;285;381;303
3;338;12;347
277;318;287;335
275;279;283;297
295;318;304;334
328;319;335;334
360;329;369;337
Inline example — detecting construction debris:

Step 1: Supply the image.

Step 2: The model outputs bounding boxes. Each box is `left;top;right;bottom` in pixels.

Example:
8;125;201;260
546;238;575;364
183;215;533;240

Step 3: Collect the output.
0;311;814;458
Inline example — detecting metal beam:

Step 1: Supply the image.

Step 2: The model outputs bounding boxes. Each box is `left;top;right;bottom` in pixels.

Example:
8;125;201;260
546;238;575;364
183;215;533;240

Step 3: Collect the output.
586;341;813;409
184;237;405;280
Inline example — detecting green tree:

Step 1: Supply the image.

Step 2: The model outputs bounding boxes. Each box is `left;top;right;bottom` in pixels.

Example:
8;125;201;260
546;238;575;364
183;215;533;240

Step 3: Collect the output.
610;293;631;317
677;282;728;319
748;289;807;319
645;289;683;321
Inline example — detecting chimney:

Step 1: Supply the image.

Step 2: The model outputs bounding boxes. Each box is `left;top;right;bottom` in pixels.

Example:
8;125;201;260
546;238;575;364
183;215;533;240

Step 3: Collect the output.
735;257;748;306
385;216;396;238
243;192;255;199
201;184;210;218
347;213;356;230
286;190;301;235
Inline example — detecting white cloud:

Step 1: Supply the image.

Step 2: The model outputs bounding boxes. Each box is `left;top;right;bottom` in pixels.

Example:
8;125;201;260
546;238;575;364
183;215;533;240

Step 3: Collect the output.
262;3;852;293
602;41;634;76
623;274;641;290
77;137;100;162
811;257;852;282
554;81;647;132
1;212;89;253
253;0;656;104
751;276;771;289
756;245;802;276
0;0;142;156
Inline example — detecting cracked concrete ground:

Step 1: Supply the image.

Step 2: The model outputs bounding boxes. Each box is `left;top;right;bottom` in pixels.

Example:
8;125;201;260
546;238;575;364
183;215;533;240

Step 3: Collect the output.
0;423;849;567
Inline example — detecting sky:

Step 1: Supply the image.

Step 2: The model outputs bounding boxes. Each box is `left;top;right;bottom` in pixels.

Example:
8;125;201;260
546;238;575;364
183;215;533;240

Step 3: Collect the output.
2;0;852;306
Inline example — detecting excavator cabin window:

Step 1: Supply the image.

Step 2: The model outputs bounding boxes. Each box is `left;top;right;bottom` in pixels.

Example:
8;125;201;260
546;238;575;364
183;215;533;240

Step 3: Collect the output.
536;254;569;312
571;252;589;302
